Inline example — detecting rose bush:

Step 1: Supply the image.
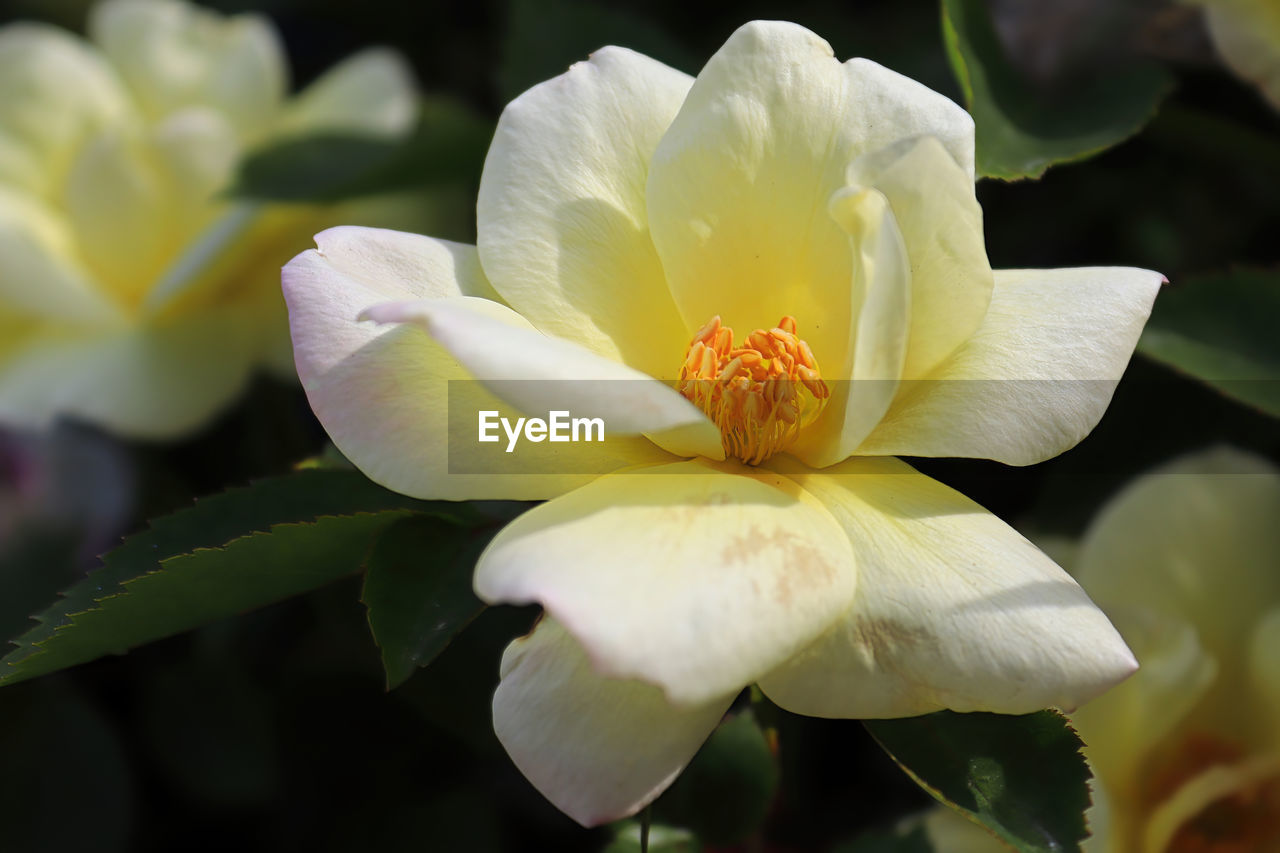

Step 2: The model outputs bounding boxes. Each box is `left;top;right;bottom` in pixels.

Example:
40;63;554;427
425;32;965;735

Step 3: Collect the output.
283;20;1163;825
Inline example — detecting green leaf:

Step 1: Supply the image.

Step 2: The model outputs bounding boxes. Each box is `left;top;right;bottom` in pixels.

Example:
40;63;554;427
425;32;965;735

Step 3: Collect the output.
361;514;492;690
1138;268;1280;418
0;511;412;686
832;825;935;853
941;0;1171;180
0;523;81;645
229;97;492;203
864;710;1091;853
1;469;447;675
654;709;779;845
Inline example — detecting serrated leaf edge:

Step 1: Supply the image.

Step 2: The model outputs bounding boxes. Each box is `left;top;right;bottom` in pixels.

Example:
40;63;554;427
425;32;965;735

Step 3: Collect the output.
0;510;417;685
865;710;1092;853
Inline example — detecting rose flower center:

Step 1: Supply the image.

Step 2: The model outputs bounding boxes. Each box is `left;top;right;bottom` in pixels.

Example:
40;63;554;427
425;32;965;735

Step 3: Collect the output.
677;315;830;465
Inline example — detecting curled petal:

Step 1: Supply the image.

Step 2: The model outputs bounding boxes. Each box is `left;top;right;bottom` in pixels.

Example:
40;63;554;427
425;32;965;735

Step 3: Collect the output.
283;227;671;500
789;187;908;468
360;296;722;457
847;135;992;380
493;618;735;826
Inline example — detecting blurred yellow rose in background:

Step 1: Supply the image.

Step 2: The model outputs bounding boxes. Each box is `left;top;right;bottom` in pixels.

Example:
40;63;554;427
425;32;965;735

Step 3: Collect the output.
1193;0;1280;109
0;0;422;437
927;447;1280;853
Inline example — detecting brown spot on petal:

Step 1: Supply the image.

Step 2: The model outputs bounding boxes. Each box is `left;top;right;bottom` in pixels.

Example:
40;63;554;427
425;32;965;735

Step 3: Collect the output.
720;526;837;608
851;617;933;659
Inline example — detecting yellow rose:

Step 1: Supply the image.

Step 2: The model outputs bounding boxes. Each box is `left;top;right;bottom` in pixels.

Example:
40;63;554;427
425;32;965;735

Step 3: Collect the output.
1193;0;1280;109
0;0;419;437
927;447;1280;852
284;21;1162;825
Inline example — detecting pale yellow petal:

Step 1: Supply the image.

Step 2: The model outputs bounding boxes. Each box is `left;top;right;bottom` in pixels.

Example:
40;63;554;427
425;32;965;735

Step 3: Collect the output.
493;618;734;827
0;307;255;438
147;107;241;241
0;22;133;197
359;297;721;453
1070;606;1218;803
921;807;1006;853
476;46;692;377
275;48;417;138
474;460;857;707
1250;609;1280;751
647;21;975;380
61;127;172;306
282;227;671;501
855;266;1163;465
89;0;285;140
847;135;993;379
789;187;908;468
1204;0;1280;109
0;186;123;325
1074;447;1280;737
758;455;1137;718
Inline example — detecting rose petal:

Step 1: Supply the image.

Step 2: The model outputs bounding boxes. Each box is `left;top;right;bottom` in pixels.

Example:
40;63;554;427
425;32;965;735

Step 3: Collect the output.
847;135;992;379
275;48;417;138
1074;447;1280;728
0;186;123;325
474;459;857;706
1070;606;1217;798
493;617;735;826
477;46;692;378
1204;1;1280;110
1249;609;1280;745
0;307;255;437
0;22;133;197
149;107;241;238
647;21;974;379
359;297;721;455
62;127;171;305
89;0;285;140
855;266;1163;465
758;455;1137;717
282;227;673;500
789;187;908;468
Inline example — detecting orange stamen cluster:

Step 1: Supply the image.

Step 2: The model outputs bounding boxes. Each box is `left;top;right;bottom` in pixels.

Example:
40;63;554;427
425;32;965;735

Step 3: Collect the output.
677;315;830;465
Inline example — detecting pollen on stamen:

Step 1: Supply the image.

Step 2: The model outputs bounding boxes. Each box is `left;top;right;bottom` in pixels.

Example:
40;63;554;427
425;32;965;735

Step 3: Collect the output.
677;315;830;465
